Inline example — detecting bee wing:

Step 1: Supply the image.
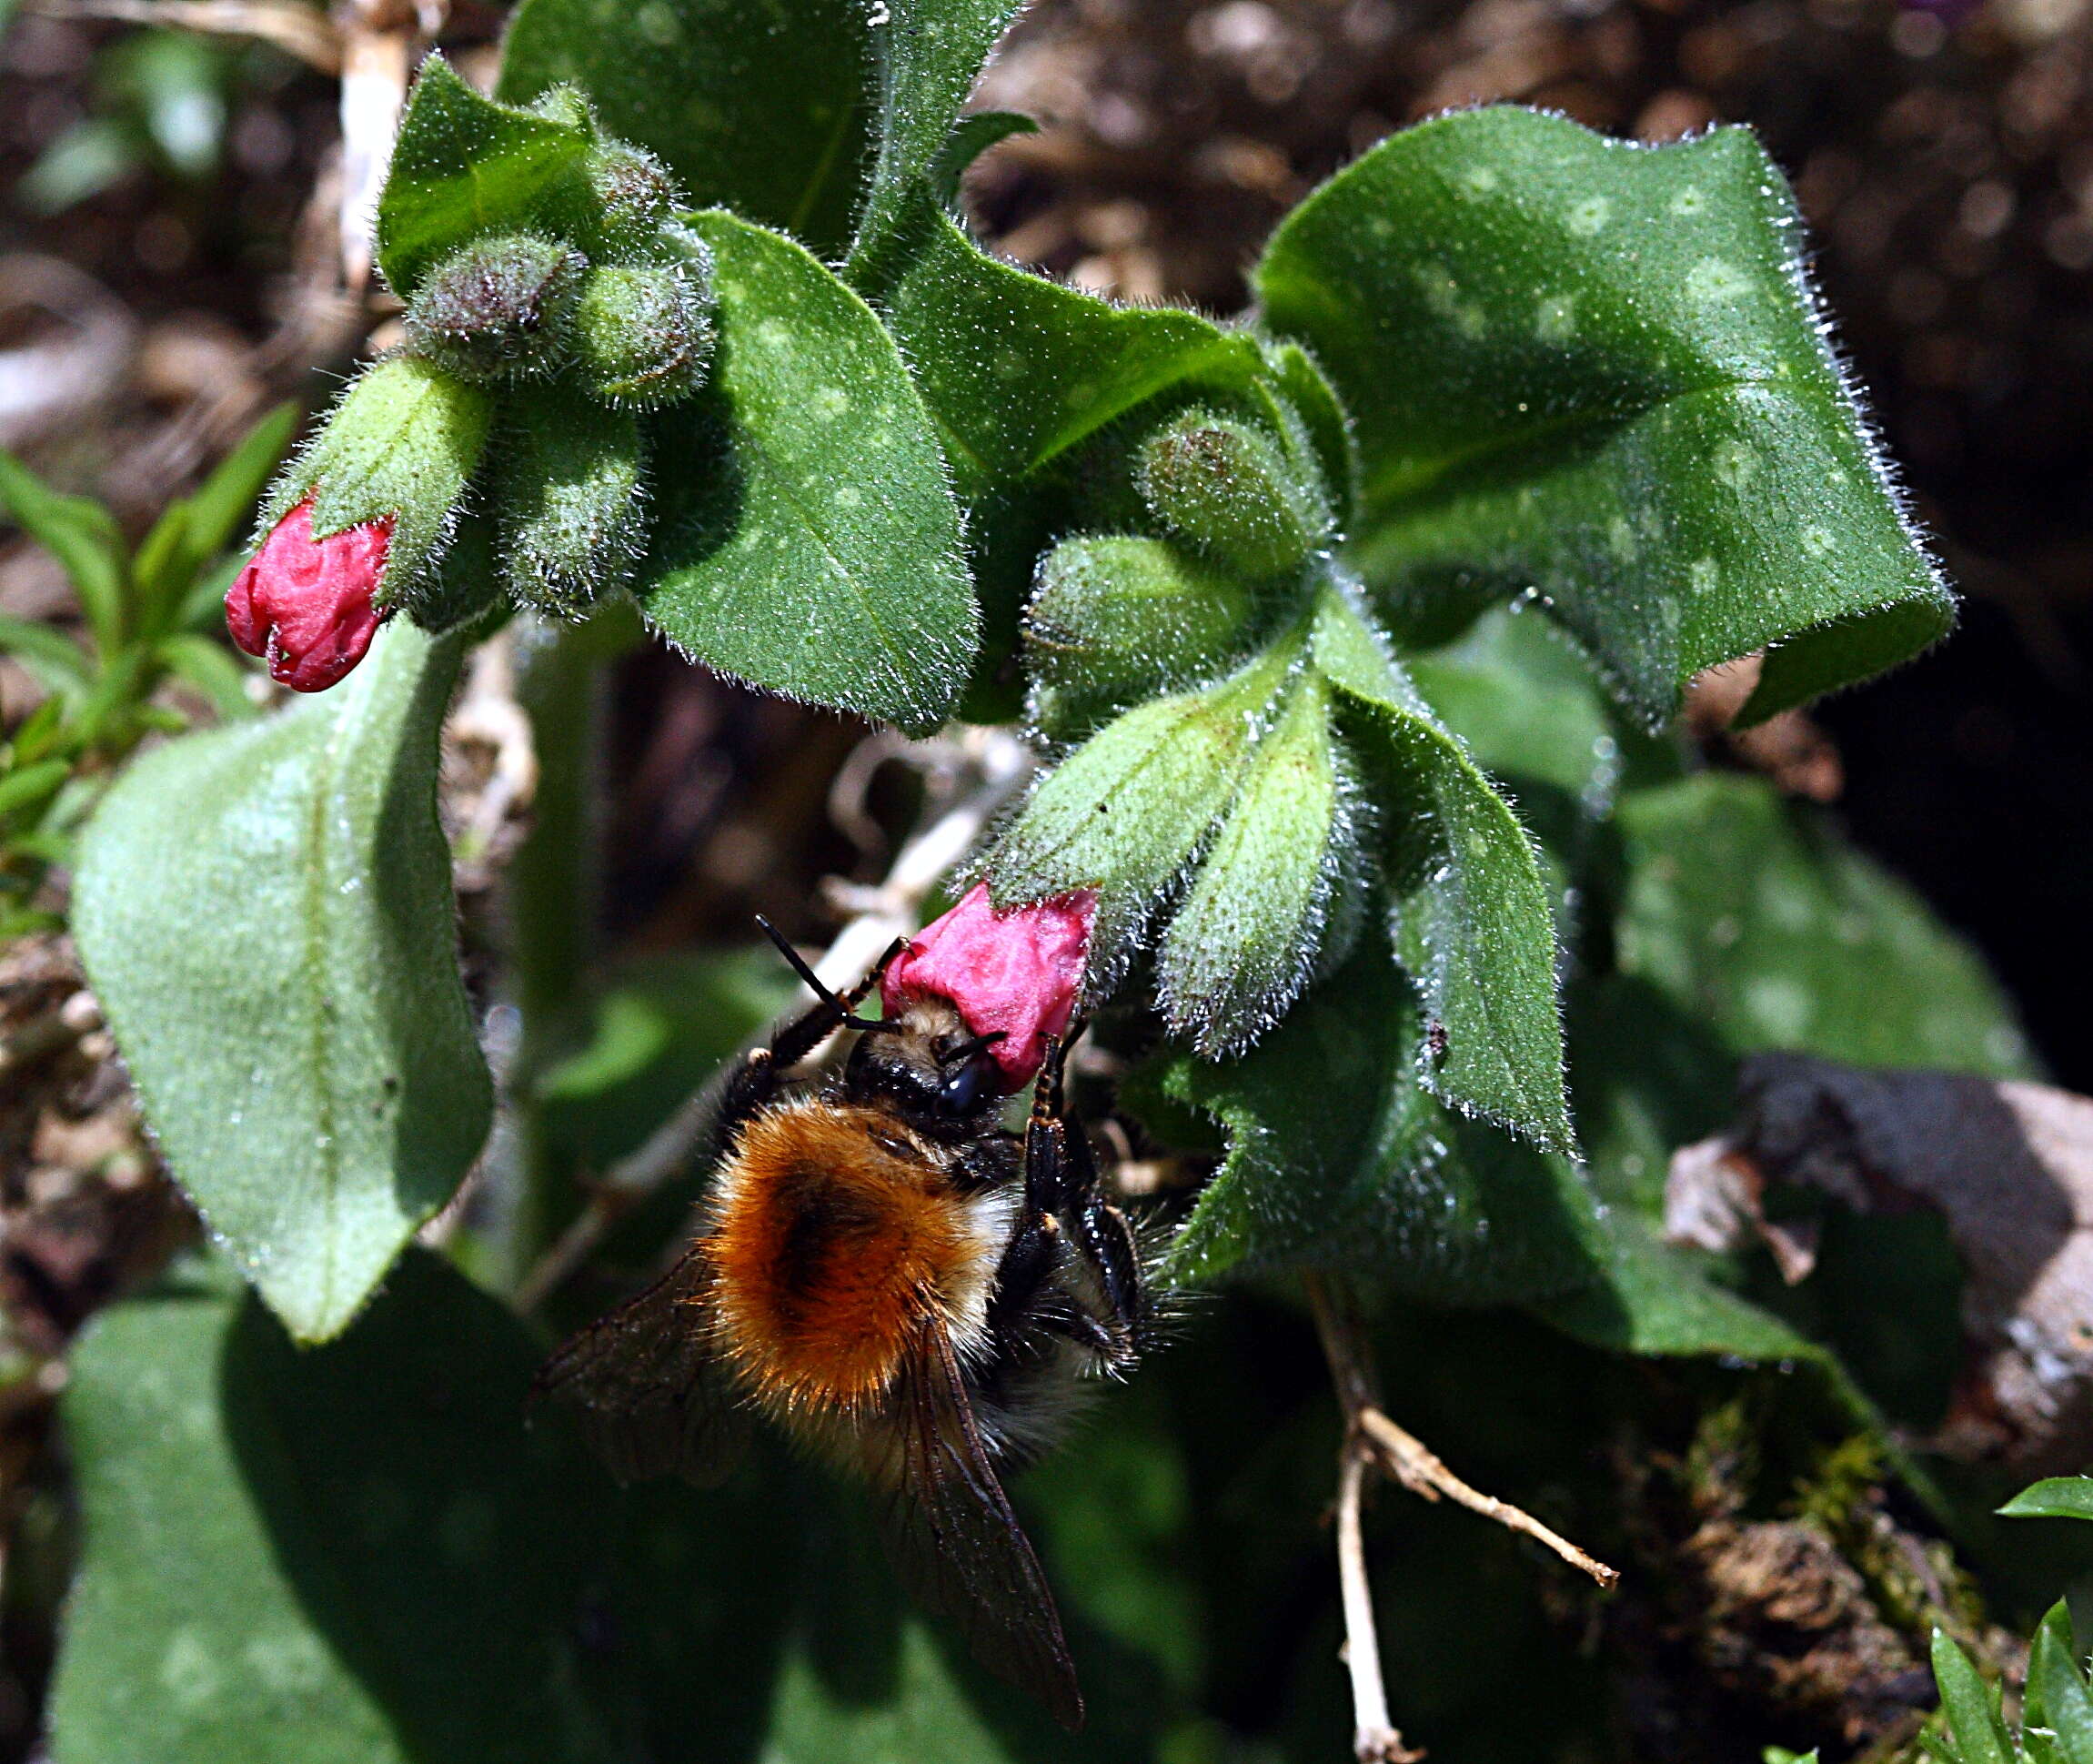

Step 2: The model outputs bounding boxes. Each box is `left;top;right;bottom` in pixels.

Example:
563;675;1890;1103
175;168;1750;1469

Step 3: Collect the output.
532;1245;750;1487
870;1323;1084;1732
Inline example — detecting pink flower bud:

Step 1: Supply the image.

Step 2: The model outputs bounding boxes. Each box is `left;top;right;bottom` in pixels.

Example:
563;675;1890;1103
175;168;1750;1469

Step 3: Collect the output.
226;498;391;692
881;882;1098;1092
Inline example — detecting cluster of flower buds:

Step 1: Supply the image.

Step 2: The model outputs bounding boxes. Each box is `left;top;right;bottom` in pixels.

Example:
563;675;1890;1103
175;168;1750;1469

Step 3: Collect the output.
1022;399;1334;742
229;87;717;690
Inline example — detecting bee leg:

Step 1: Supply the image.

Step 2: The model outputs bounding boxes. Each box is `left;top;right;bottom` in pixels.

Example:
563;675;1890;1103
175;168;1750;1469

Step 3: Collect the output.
986;1208;1060;1345
1021;1029;1082;1215
1071;1198;1144;1356
839;934;912;1012
1022;1030;1145;1355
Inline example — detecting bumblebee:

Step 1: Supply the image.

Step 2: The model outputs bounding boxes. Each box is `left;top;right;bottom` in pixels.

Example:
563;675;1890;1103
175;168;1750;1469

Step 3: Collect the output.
536;922;1149;1731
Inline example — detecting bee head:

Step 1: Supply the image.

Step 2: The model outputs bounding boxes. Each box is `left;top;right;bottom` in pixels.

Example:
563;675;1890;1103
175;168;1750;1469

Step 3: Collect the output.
843;996;1010;1135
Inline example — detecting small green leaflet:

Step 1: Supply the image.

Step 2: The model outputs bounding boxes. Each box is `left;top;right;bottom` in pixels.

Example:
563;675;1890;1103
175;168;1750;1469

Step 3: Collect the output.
376;55;597;298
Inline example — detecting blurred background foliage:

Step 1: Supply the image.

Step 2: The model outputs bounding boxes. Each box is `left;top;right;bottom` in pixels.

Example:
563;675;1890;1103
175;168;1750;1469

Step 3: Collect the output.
5;0;2093;1760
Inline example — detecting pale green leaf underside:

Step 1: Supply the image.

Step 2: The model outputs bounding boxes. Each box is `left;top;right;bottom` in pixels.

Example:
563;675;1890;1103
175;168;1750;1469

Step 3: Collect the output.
1157;674;1343;1058
71;623;490;1341
1258;106;1952;726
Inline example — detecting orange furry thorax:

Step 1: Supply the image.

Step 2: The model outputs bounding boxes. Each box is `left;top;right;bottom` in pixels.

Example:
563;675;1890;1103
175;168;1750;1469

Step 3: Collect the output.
705;1103;983;1411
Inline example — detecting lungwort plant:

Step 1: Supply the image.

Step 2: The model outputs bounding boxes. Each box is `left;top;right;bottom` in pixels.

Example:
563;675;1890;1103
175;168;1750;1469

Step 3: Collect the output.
47;2;2010;1758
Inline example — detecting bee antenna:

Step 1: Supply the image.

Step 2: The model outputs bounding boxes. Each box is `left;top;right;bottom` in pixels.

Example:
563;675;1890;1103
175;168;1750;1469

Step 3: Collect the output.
753;915;902;1033
948;1030;1009;1063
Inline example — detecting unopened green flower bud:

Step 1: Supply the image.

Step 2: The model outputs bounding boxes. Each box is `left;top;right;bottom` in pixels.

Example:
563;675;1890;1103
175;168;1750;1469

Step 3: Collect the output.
1136;409;1331;582
587;141;679;255
265;353;493;613
1025;535;1259;741
570;258;714;408
494;392;649;618
405;233;584;384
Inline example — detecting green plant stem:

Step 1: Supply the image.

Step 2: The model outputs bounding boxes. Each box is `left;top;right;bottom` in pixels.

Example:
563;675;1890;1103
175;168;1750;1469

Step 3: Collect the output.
493;618;608;1292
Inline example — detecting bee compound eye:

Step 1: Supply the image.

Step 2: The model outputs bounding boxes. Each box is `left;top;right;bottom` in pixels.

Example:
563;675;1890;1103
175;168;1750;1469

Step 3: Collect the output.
938;1058;991;1117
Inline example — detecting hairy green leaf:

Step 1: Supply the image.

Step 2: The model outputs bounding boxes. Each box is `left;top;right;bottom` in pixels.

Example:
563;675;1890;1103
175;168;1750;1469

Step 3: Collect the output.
883;209;1265;495
376;55;597;299
1313;583;1572;1152
72;623;489;1341
1137;927;1602;1297
1535;1205;1823;1363
498;0;870;260
850;0;1024;277
51;1269;407;1762
1158;673;1351;1057
638;211;973;726
930;111;1037;207
1259;106;1951;725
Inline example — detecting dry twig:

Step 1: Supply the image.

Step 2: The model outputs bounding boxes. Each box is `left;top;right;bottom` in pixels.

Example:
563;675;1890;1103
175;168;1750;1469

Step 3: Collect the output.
1303;1273;1617;1762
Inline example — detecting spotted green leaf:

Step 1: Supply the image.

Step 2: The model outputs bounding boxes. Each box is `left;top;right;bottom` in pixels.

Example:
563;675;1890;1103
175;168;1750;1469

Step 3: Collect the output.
1137;927;1602;1297
883;209;1265;497
1258;106;1952;726
638;211;974;726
